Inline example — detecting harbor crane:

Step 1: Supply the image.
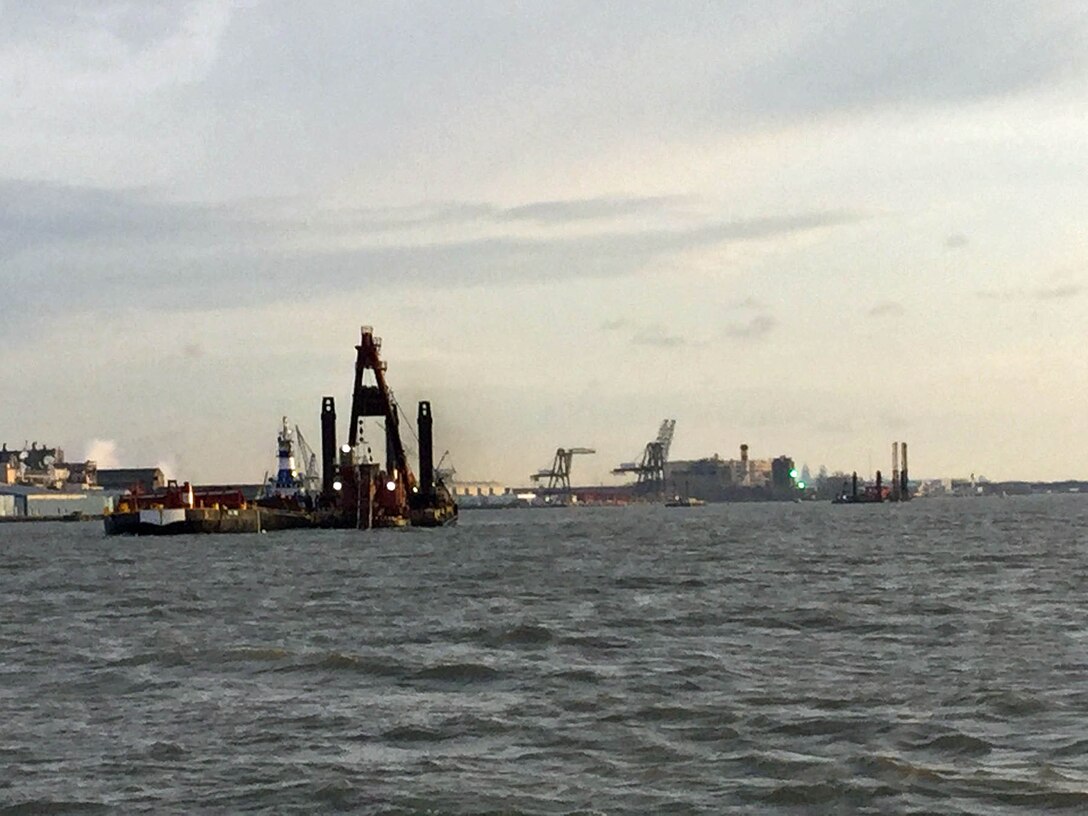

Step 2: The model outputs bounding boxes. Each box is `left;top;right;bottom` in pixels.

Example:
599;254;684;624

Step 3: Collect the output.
531;447;596;494
612;419;676;497
294;425;321;495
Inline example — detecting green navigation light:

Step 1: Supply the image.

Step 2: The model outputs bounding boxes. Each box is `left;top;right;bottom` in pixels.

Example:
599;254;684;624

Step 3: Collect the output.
797;481;806;489
789;468;798;479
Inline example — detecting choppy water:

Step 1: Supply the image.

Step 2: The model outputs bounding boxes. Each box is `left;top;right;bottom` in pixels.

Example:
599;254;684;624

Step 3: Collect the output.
3;496;1088;814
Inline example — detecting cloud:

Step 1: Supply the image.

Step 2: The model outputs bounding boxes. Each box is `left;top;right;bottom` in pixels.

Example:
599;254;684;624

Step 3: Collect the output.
0;179;863;327
732;296;767;310
631;327;686;348
500;196;688;223
724;314;776;340
977;285;1082;302
1034;284;1081;300
599;318;629;332
733;3;1088;123
868;301;905;317
945;233;969;249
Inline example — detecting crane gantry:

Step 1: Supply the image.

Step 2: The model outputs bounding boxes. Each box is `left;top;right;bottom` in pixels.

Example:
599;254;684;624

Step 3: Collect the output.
611;419;676;497
531;447;596;494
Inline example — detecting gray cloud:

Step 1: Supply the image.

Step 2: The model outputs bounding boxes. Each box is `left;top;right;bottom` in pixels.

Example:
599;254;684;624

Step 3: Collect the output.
1035;284;1081;300
977;285;1082;302
945;233;969;249
1;179;862;324
724;314;776;340
733;3;1088;123
868;301;905;317
599;318;629;332
0;180;232;258
631;327;686;348
0;182;705;259
732;296;767;310
0;1;193;45
500;196;688;223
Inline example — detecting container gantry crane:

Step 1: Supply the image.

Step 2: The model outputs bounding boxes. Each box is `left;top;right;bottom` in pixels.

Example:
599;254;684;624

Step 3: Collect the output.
611;419;676;497
531;447;596;494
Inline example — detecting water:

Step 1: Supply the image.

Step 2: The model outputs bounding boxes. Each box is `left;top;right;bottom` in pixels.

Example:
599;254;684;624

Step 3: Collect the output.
3;496;1088;814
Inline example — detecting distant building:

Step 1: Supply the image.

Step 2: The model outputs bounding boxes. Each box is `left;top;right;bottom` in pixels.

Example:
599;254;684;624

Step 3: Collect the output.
665;444;798;502
0;442;94;488
449;480;507;498
0;484;115;517
96;468;166;493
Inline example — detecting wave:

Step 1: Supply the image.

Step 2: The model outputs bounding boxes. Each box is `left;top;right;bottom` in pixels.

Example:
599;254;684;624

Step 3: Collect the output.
411;662;502;683
0;802;109;815
380;725;450;743
471;622;555;648
908;731;993;757
744;780;898;807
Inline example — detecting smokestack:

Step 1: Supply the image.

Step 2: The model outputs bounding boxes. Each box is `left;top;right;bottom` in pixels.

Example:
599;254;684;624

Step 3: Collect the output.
740;443;749;485
852;471;858;499
417;401;434;499
876;469;883;491
900;442;909;496
892;441;900;501
321;396;337;496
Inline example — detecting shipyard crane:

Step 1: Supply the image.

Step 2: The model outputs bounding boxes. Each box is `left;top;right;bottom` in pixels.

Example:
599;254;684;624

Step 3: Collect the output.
294;425;321;495
435;450;455;486
531;447;596;494
612;419;676;497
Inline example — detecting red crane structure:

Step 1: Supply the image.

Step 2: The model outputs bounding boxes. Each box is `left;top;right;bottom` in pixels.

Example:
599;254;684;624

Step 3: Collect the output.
321;326;457;528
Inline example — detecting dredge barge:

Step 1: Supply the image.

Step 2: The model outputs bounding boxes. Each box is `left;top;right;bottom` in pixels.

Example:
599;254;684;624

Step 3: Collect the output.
316;326;457;529
104;325;456;535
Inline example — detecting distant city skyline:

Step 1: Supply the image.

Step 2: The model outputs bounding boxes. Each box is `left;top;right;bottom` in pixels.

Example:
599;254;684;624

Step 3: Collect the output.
3;2;1087;484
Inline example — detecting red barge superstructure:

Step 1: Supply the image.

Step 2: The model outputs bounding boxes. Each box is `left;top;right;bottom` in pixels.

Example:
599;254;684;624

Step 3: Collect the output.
318;326;457;529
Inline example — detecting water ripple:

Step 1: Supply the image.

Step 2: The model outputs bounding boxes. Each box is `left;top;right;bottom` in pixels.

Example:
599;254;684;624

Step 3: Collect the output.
4;497;1088;813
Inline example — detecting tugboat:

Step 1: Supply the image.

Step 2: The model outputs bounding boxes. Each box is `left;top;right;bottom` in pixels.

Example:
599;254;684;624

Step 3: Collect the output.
256;417;319;511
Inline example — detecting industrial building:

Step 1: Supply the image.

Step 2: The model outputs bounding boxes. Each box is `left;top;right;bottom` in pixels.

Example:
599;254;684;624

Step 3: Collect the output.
665;444;799;502
0;442;164;518
0;484;115;518
0;442;94;488
95;468;166;492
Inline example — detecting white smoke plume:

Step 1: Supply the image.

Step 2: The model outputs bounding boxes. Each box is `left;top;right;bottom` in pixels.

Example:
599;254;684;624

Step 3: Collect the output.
154;459;176;481
83;439;121;468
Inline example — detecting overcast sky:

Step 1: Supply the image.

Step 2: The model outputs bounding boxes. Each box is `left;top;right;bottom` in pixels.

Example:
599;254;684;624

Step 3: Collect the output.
3;0;1087;484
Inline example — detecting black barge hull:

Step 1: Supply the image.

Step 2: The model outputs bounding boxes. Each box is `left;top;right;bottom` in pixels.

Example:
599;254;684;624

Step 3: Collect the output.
104;507;316;536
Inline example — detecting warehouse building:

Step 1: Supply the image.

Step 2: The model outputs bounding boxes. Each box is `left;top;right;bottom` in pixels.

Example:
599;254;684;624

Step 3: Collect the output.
0;484;116;518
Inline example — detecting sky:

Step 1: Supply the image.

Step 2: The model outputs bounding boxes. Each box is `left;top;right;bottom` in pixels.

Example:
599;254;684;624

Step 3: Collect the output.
3;0;1088;485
